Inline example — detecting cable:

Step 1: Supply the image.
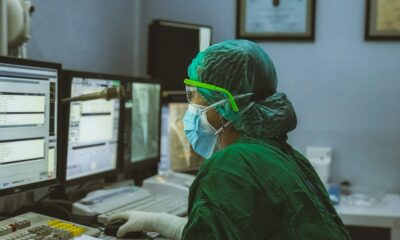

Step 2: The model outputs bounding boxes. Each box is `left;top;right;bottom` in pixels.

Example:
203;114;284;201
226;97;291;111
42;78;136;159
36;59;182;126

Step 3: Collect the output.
35;192;50;203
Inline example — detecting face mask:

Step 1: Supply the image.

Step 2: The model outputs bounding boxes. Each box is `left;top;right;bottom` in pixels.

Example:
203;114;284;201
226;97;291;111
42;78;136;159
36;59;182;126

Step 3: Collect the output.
183;96;255;159
183;104;220;159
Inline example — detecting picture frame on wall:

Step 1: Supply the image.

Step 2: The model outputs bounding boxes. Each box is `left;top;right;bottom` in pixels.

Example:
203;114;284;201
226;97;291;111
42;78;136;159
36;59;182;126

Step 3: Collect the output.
236;0;316;41
365;0;400;40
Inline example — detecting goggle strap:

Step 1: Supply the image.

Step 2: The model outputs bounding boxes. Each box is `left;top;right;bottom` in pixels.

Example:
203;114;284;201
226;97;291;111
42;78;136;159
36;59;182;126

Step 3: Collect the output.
203;92;254;112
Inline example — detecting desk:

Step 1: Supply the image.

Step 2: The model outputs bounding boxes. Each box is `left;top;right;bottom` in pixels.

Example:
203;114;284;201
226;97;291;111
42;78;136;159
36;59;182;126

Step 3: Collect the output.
98;231;167;240
336;194;400;240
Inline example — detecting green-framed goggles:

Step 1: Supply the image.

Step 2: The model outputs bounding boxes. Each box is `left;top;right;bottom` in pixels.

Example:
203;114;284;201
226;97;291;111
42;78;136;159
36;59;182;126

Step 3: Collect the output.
184;79;239;112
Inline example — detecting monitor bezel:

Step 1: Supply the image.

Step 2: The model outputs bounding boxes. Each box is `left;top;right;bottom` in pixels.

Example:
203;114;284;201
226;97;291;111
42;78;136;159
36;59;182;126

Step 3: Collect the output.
0;56;62;197
121;77;162;174
59;70;130;186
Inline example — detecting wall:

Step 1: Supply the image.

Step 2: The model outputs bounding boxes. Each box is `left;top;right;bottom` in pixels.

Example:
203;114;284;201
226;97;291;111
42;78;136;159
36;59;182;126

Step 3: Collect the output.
140;0;400;192
27;0;139;75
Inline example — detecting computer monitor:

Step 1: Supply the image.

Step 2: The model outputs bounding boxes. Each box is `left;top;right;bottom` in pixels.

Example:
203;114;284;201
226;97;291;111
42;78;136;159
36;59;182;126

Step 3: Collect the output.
159;103;203;174
0;57;61;196
148;20;212;97
60;71;125;184
122;78;161;174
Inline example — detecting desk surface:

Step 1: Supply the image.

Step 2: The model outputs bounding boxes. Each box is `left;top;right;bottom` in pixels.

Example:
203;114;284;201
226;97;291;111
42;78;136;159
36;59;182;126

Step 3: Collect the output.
89;193;400;239
336;194;400;228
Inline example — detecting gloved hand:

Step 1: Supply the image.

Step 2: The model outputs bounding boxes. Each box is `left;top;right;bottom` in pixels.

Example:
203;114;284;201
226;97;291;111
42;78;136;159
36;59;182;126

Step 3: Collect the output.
109;210;188;240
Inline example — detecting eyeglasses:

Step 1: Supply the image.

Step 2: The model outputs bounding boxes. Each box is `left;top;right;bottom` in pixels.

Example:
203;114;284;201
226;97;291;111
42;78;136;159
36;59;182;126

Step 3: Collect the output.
184;79;239;112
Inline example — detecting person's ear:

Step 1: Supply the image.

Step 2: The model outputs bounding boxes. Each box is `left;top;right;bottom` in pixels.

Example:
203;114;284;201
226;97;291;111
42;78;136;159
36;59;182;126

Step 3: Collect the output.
205;108;222;130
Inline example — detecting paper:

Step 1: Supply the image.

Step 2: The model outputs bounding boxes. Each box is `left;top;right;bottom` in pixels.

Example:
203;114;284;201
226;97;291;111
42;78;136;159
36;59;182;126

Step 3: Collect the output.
75;235;101;240
377;0;400;31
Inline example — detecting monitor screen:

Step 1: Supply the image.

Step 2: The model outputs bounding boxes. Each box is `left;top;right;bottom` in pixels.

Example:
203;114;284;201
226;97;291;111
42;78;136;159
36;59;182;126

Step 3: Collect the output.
130;82;161;163
0;61;58;191
66;77;120;181
148;20;212;93
159;103;203;173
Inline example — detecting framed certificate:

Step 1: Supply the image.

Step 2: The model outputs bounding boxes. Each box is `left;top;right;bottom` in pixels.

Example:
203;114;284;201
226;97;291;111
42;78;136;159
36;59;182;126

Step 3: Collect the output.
236;0;316;41
366;0;400;40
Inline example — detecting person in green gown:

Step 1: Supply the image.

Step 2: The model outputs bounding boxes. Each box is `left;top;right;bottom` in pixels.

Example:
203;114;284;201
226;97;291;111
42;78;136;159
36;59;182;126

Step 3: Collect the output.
110;39;352;240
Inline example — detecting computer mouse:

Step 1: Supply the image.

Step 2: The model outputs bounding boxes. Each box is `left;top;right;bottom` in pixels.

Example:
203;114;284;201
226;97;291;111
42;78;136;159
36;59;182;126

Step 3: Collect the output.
104;219;150;239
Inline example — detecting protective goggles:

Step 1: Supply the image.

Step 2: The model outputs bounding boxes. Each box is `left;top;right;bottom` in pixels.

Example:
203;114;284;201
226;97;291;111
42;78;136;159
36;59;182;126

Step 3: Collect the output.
184;79;239;112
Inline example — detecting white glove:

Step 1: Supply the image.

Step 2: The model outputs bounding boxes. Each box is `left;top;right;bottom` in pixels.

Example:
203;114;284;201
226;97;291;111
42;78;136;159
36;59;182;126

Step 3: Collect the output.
109;210;188;240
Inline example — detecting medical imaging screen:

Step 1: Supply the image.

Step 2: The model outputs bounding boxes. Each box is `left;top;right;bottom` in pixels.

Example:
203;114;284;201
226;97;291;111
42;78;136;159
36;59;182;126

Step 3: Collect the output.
0;63;58;190
130;82;161;162
66;78;120;180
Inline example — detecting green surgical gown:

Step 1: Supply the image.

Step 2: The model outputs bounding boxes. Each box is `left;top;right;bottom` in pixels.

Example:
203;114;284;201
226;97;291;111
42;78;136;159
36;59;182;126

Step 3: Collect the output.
182;137;351;240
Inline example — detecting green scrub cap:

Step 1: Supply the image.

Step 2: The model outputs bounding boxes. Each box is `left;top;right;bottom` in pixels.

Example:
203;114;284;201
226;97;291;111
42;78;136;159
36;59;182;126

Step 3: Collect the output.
187;39;297;139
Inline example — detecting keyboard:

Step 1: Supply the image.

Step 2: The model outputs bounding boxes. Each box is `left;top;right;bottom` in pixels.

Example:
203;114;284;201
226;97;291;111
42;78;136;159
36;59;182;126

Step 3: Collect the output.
98;194;187;224
0;212;100;239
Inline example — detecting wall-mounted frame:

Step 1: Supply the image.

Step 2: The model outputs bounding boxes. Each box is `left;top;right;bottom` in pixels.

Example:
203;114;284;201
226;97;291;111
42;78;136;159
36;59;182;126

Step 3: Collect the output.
365;0;400;40
236;0;316;41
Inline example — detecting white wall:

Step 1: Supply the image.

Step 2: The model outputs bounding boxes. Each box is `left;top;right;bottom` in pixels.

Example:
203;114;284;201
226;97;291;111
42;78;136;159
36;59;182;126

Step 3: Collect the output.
27;0;139;75
140;0;400;192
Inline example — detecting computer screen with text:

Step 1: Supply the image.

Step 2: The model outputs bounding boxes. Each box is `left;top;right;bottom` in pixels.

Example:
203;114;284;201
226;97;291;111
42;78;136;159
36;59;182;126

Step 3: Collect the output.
0;61;58;191
66;77;120;181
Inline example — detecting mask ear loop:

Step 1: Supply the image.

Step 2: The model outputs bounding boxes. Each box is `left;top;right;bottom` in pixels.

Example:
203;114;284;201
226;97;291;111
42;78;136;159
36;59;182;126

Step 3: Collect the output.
215;102;255;135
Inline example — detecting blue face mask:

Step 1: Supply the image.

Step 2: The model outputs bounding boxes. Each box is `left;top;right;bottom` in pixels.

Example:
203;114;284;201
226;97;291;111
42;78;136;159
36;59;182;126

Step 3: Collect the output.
183;95;255;159
183;104;219;159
